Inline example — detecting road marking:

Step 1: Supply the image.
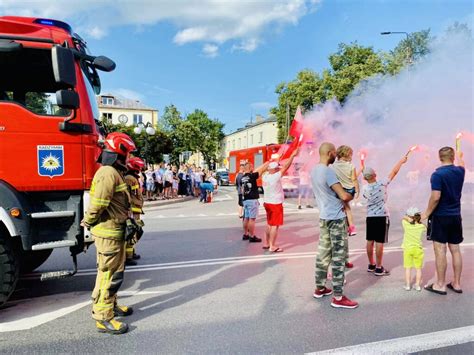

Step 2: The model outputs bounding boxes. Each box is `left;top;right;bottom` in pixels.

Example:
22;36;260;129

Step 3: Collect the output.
0;290;168;332
309;325;474;354
22;243;474;279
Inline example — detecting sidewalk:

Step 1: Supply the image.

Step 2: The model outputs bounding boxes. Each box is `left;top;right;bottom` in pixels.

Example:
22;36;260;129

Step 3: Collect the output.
143;196;194;209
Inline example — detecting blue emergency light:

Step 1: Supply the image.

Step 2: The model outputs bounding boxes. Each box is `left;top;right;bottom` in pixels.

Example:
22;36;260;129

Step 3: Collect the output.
33;18;72;33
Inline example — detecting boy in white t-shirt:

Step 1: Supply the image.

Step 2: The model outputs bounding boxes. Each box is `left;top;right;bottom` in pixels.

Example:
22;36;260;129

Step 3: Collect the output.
363;155;407;276
262;149;299;252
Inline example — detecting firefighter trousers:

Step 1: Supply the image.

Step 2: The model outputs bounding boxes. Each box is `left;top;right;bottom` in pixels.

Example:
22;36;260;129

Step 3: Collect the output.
125;236;137;260
91;236;126;321
126;216;143;260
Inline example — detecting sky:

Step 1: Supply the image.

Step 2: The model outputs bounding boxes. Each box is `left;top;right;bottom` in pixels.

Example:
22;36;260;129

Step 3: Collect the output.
1;0;472;134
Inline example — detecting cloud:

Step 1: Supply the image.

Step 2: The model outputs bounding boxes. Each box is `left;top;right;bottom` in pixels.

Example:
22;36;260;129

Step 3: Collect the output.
0;0;321;52
202;43;219;58
250;101;274;111
109;88;145;102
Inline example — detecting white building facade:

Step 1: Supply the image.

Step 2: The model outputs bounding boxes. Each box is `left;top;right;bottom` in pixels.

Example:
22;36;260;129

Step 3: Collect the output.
97;93;158;127
221;115;278;167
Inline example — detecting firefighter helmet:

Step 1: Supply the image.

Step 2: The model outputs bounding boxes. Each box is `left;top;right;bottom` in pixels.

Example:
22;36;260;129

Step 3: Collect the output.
104;132;136;156
127;157;145;172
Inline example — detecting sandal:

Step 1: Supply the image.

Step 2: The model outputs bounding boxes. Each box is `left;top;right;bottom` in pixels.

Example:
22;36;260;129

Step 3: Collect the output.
262;246;270;250
424;283;447;295
447;283;463;294
270;247;283;253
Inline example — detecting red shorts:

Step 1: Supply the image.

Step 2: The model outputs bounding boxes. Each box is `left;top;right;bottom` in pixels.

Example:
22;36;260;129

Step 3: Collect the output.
264;203;283;226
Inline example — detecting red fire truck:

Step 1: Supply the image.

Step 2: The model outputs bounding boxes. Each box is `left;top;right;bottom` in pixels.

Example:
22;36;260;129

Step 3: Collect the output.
228;144;282;187
0;16;116;305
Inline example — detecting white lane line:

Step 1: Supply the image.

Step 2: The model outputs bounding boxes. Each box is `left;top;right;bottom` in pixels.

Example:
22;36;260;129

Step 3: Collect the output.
21;243;474;279
0;290;168;332
308;325;474;354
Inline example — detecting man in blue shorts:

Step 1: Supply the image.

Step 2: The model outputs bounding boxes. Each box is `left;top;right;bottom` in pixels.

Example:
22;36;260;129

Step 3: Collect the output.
423;147;465;295
241;160;269;243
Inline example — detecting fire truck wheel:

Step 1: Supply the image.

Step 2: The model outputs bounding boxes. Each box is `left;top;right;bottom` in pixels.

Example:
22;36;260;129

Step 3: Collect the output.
18;249;53;273
0;236;19;307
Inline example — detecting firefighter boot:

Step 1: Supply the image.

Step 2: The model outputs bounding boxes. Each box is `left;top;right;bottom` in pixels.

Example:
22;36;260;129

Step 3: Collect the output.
132;253;141;260
125;258;137;266
96;318;129;334
114;304;134;317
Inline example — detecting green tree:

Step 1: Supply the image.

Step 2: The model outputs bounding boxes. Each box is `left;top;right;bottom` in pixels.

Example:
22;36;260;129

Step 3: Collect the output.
270;69;325;143
325;43;386;102
160;104;182;132
185;109;225;167
103;122;172;165
385;30;432;74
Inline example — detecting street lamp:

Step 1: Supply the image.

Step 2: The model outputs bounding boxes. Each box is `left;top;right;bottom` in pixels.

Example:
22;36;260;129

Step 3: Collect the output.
381;31;412;64
133;122;155;135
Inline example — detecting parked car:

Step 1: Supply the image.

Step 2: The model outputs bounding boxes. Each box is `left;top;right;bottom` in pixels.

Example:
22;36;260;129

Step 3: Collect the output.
216;171;230;186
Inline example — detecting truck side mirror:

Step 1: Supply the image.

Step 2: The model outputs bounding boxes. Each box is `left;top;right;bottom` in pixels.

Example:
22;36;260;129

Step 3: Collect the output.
93;56;116;72
52;46;76;88
56;90;79;109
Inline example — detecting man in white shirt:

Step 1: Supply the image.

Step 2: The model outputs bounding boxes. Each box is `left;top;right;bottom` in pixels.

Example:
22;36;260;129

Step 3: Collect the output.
262;149;299;252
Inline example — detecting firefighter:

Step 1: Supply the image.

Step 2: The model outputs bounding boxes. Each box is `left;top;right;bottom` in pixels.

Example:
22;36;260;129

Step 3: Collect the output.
82;132;137;335
124;156;145;266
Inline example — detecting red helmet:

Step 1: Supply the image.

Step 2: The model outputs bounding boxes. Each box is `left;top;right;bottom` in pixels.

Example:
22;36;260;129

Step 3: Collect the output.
104;132;136;156
127;157;145;172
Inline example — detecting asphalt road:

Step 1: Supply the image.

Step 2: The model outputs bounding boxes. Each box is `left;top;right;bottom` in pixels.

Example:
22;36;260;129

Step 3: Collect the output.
1;186;473;354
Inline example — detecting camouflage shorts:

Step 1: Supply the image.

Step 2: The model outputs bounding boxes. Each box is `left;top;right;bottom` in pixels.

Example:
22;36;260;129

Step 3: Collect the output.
315;218;348;296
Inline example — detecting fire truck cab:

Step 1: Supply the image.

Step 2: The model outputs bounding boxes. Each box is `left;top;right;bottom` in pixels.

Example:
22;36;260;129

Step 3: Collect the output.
0;17;115;306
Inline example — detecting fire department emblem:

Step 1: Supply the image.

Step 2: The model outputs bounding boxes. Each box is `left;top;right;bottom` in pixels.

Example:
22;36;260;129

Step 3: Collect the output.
37;145;64;178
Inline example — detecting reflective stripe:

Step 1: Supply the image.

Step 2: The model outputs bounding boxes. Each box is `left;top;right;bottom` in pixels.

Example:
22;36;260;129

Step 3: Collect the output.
115;183;128;192
131;185;139;191
131;207;142;213
91;197;111;207
91;226;124;238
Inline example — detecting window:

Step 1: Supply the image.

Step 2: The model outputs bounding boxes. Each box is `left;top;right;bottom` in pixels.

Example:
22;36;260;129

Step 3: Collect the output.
102;112;112;123
254;152;263;167
250;134;254;145
0;47;72;117
258;131;263;143
101;96;114;105
238;138;241;148
229;156;236;173
232;140;235;149
133;114;143;125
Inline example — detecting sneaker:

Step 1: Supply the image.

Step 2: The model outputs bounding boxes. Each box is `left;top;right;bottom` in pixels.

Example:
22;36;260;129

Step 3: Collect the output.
403;285;411;291
96;318;129;334
298;205;302;210
330;295;359;309
313;287;333;299
414;285;422;292
306;205;314;209
367;264;376;272
348;225;357;236
374;267;390;276
242;234;250;240
114;305;134;317
249;236;262;243
345;262;354;269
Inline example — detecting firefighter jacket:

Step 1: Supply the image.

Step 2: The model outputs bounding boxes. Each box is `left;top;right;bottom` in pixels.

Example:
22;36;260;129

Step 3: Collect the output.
124;173;144;215
84;165;131;239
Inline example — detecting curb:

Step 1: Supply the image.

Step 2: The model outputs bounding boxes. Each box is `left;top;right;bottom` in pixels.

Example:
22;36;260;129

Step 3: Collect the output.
143;196;194;209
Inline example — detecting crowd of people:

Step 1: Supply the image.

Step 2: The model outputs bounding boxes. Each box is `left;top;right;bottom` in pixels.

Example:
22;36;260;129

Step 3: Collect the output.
83;130;465;335
142;163;219;202
235;141;466;310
